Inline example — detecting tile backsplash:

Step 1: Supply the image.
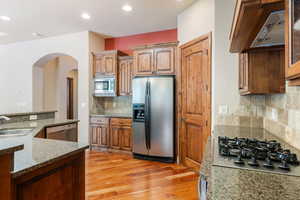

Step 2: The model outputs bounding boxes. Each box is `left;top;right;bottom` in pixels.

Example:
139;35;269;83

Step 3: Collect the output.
216;82;300;150
92;96;132;115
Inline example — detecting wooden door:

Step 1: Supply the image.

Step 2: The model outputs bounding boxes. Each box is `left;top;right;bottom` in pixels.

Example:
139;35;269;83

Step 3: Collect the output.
67;78;74;119
133;49;154;76
154;47;175;75
103;54;116;75
90;125;109;148
120;126;132;151
180;34;211;171
110;125;121;150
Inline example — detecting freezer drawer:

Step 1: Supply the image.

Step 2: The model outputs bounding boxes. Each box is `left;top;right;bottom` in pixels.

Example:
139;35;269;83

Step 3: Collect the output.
46;123;78;142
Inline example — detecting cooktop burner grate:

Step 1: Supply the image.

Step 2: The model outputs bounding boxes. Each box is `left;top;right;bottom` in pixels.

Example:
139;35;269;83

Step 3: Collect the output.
218;136;300;171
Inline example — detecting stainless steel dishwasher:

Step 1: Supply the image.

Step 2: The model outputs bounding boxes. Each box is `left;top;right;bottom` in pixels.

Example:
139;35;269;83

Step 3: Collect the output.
45;123;78;142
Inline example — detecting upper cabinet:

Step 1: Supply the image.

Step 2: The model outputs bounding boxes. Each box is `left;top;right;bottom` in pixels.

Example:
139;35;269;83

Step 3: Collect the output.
230;0;286;95
230;0;284;53
118;56;133;96
133;42;178;76
239;47;285;95
93;50;127;77
285;0;300;85
133;49;154;75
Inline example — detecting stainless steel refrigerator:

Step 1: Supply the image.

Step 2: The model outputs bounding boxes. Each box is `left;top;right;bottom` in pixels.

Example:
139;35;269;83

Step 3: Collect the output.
132;76;175;163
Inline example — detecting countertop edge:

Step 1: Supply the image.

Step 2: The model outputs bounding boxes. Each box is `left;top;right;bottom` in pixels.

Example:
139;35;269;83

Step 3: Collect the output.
0;144;24;156
12;144;89;178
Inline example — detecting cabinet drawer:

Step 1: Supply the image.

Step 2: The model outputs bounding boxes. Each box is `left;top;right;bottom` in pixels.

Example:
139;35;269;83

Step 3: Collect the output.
90;117;109;124
110;118;132;126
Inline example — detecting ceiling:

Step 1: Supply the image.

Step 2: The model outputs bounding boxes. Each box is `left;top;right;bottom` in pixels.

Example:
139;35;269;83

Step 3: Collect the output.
0;0;195;45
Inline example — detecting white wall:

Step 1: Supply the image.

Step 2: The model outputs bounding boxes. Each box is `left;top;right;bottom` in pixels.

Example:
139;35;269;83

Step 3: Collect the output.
43;58;58;111
0;31;90;143
177;0;238;128
177;0;215;45
214;0;239;120
56;56;78;119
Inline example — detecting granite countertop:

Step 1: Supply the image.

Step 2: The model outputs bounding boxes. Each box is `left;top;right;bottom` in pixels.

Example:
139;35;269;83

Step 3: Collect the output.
0;118;88;178
200;125;300;200
90;113;132;118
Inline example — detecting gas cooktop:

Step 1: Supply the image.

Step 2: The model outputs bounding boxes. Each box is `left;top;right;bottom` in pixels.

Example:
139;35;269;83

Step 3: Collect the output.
217;136;300;173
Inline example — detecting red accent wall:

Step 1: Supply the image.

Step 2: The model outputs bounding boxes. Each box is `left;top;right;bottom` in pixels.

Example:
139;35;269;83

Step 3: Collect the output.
105;29;178;55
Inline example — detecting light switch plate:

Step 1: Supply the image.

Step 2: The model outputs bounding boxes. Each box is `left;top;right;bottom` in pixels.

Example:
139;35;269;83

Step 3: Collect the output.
29;115;38;120
219;105;229;115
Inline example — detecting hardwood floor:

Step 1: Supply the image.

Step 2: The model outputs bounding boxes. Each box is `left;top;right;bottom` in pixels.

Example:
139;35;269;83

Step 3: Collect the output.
86;151;199;200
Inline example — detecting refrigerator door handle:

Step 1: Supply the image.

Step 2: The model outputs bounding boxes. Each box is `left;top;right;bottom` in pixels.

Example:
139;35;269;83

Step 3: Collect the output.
147;81;151;149
144;80;150;150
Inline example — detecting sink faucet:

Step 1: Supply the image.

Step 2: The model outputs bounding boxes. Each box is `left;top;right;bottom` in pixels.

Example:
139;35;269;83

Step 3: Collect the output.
0;116;11;121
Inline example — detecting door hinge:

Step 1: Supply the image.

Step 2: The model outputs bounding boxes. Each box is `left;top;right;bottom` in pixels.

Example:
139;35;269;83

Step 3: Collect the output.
205;49;209;55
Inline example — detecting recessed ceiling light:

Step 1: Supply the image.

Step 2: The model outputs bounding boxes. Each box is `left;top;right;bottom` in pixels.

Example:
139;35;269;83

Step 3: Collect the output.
122;5;133;12
32;32;44;37
81;13;91;20
0;16;11;21
0;32;8;36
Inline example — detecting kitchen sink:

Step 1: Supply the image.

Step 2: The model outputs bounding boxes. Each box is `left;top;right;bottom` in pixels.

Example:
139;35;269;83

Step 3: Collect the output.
0;128;34;137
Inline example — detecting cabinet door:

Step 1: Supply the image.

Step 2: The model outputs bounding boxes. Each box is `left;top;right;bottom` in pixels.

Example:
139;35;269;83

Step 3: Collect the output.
120;126;132;151
103;54;116;75
118;60;133;96
90;125;109;148
286;0;300;84
133;49;154;76
94;56;105;75
118;60;128;96
154;47;175;75
239;53;249;94
110;126;121;150
128;60;133;95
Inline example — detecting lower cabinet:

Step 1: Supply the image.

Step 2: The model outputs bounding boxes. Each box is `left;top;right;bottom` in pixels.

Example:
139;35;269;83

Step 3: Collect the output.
90;117;132;152
90;124;110;148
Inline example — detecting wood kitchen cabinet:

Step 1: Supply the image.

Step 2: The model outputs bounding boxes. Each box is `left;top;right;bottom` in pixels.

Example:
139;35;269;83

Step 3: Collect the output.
90;117;132;152
285;0;300;85
118;56;133;96
93;50;127;77
133;49;154;76
133;42;178;76
229;0;284;53
90;117;110;149
238;47;285;95
110;118;132;152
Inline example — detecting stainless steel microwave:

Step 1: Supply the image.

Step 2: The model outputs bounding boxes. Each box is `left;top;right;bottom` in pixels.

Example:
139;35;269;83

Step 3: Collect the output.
94;76;116;97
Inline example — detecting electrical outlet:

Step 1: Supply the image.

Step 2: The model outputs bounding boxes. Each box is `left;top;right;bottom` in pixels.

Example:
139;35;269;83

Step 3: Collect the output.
29;115;38;120
271;109;278;121
30;122;37;127
219;105;229;115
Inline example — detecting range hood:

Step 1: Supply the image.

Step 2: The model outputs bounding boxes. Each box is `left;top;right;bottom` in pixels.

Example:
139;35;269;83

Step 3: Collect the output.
251;10;285;48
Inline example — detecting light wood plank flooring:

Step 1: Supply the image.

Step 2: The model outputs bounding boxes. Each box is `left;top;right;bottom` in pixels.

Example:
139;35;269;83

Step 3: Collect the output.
86;151;199;200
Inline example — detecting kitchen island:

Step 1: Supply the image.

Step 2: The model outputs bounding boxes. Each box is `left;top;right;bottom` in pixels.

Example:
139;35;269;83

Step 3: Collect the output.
0;117;89;200
200;126;300;200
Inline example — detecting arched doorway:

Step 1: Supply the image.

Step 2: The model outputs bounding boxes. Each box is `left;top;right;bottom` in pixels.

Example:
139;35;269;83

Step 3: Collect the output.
32;53;79;119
